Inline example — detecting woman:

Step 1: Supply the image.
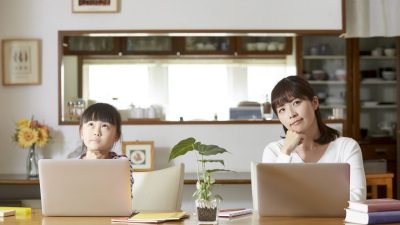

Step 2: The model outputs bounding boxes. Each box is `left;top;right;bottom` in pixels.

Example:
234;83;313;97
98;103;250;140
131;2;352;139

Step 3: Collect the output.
262;76;366;201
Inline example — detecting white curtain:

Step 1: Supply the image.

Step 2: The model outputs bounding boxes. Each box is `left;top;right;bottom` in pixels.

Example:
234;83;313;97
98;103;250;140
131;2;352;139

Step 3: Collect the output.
345;0;400;37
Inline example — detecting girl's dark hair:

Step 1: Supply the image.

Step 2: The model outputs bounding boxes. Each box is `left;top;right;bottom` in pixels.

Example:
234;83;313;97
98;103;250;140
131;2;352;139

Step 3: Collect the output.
79;103;122;150
271;75;339;144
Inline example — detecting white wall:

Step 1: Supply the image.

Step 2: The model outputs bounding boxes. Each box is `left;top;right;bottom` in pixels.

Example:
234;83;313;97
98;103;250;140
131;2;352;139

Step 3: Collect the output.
0;0;342;210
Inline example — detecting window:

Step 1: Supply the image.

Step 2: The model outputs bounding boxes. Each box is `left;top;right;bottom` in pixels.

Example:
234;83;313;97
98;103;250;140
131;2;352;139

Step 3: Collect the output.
75;59;293;121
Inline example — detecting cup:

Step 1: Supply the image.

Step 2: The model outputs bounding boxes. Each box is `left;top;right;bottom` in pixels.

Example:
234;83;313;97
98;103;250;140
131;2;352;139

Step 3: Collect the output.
332;108;344;119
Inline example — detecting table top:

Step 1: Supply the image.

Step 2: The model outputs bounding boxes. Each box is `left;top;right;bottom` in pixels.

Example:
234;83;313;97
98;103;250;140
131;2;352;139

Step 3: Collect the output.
0;209;370;225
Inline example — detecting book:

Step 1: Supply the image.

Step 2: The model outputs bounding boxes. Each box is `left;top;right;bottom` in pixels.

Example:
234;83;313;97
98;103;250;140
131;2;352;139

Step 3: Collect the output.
348;199;400;213
112;211;188;223
218;208;253;217
0;210;15;217
0;207;31;215
345;208;400;224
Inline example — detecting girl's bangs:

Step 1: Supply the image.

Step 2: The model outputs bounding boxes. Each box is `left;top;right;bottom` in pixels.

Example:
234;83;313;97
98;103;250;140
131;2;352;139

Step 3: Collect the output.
82;107;117;125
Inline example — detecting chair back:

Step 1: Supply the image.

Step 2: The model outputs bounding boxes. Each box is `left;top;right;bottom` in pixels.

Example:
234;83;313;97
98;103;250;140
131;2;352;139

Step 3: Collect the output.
132;163;184;211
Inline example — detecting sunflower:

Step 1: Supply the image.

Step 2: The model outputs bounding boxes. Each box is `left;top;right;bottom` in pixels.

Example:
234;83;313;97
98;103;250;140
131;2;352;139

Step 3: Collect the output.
17;118;30;129
17;127;39;148
36;126;50;148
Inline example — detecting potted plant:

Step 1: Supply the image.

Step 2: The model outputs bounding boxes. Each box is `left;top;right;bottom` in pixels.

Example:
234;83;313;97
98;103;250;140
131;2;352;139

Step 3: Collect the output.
169;137;229;224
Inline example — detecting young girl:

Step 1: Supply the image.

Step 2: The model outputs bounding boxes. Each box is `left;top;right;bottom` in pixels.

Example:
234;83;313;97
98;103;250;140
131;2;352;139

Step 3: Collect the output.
262;76;366;202
79;103;134;191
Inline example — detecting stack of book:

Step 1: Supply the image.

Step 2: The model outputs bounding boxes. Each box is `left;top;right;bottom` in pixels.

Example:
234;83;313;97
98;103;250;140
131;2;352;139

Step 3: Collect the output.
345;199;400;224
112;211;188;224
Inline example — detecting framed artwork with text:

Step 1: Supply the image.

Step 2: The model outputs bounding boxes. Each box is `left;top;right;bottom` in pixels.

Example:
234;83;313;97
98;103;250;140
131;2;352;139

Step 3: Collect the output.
2;39;41;86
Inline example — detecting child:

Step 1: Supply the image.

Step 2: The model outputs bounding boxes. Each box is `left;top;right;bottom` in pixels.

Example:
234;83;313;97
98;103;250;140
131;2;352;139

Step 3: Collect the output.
79;103;134;193
262;76;366;202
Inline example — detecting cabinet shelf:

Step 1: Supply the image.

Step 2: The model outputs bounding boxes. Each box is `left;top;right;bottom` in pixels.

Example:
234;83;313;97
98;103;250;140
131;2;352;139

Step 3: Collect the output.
361;104;397;109
360;56;396;60
361;80;397;85
309;80;346;85
303;55;346;60
319;104;346;109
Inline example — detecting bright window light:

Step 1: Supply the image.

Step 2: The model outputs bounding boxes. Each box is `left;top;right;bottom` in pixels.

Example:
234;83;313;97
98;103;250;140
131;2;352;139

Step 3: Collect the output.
87;64;149;109
168;65;229;121
247;65;288;103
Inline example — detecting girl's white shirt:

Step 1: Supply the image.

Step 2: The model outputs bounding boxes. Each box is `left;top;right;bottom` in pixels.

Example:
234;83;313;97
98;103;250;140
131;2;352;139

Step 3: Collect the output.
262;137;366;202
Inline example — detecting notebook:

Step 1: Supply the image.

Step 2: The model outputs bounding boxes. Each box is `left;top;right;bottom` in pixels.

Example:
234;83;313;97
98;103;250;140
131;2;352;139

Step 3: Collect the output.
256;163;350;217
39;159;132;216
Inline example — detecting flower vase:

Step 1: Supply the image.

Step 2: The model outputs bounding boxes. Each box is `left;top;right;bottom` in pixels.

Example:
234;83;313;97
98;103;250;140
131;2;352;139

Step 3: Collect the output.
26;146;39;178
195;199;219;224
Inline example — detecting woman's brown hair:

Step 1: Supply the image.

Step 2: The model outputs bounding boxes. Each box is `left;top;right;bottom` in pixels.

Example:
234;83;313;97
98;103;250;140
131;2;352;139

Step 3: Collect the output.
271;75;339;144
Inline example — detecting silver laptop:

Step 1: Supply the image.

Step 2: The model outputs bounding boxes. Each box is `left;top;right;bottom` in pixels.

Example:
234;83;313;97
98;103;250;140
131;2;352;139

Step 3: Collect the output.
256;163;350;217
39;159;132;216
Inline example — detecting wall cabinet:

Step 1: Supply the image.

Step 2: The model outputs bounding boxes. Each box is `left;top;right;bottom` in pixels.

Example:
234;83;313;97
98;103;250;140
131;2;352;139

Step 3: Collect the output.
62;35;292;57
298;35;399;197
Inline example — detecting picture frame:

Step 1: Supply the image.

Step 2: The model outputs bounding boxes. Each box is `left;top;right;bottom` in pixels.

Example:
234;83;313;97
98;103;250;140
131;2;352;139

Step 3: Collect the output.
122;141;154;171
72;0;120;13
2;39;41;86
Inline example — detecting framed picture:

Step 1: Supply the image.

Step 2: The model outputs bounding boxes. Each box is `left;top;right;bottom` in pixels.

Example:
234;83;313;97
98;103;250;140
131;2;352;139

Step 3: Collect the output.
72;0;120;13
2;39;41;86
122;141;154;171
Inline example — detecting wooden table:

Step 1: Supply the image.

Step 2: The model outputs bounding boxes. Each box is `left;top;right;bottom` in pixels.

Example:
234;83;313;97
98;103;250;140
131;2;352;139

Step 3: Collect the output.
0;209;383;225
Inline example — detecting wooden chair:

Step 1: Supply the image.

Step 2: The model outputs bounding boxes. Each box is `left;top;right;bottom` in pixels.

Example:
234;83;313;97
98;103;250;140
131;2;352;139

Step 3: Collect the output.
365;173;394;199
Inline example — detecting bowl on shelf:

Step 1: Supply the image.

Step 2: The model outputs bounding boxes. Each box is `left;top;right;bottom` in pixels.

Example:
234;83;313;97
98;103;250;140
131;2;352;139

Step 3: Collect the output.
384;48;396;57
311;70;326;80
334;69;346;81
381;71;396;80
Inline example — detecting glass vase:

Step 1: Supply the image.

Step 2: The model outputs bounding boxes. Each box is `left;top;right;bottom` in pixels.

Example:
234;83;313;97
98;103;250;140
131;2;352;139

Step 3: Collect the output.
195;199;219;224
26;145;39;178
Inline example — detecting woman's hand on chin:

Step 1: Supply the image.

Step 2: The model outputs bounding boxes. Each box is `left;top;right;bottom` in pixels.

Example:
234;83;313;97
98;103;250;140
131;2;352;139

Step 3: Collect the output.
281;130;303;155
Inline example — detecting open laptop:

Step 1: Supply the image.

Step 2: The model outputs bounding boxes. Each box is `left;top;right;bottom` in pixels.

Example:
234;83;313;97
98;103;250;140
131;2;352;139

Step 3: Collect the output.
39;159;132;216
255;163;350;217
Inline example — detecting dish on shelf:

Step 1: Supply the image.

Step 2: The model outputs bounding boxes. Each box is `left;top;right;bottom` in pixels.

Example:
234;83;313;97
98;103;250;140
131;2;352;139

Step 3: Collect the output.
361;78;383;83
325;97;344;105
362;101;378;106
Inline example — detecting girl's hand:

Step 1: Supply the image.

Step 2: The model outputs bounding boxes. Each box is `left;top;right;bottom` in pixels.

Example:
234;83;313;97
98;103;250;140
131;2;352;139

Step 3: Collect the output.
281;130;303;155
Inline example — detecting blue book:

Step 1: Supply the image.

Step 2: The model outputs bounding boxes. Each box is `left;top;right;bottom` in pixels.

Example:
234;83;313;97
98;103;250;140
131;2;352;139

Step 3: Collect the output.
345;208;400;224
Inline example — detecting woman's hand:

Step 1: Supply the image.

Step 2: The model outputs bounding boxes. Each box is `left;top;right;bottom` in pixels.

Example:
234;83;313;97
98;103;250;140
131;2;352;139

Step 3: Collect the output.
281;130;303;155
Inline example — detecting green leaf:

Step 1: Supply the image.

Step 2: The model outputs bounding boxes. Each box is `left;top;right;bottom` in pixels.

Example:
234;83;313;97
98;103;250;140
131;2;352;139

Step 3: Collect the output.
197;144;228;156
198;159;225;166
168;137;196;161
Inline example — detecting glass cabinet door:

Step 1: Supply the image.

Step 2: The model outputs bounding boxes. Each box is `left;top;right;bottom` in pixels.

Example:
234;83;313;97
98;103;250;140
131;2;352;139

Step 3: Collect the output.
64;36;117;55
358;37;397;141
182;36;233;54
300;35;347;120
123;36;175;54
238;36;291;55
